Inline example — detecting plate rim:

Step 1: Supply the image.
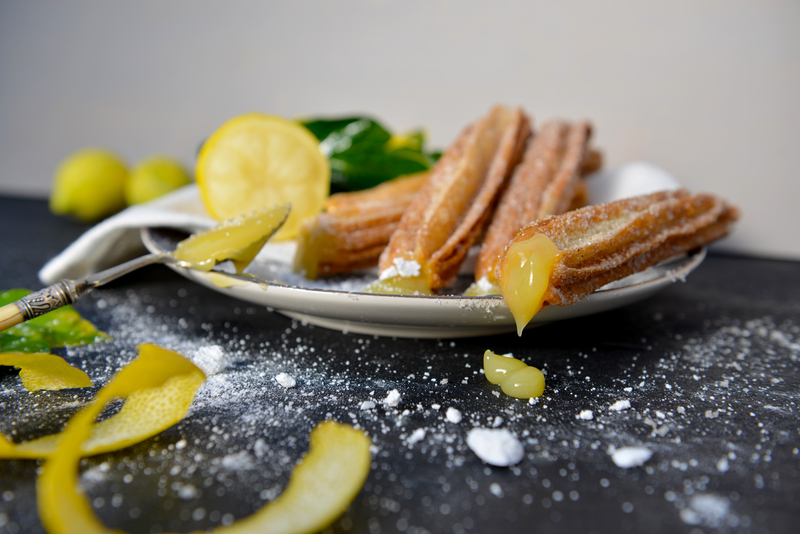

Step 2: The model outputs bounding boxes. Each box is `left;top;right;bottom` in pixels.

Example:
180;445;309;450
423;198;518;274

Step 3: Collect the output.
141;226;706;338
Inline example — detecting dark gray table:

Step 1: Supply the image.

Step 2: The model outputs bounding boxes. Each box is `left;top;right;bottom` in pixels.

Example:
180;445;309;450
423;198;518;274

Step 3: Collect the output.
1;196;798;534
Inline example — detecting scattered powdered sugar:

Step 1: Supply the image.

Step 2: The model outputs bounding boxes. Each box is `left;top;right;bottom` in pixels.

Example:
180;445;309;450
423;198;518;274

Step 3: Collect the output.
406;428;426;446
474;276;496;293
466;428;524;466
608;399;631;411
489;483;504;498
177;484;200;500
381;258;422;279
609;446;653;468
383;389;401;407
193;345;229;375
445;407;462;424
217;450;257;470
679;494;735;528
25;284;794;533
274;373;296;388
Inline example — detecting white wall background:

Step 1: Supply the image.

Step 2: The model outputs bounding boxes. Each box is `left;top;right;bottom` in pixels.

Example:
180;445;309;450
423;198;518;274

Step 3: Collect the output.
1;0;798;259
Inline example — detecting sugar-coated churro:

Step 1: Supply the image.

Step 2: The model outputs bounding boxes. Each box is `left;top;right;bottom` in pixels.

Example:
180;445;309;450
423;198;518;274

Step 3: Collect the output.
376;104;531;292
472;120;595;289
496;189;739;335
294;173;428;278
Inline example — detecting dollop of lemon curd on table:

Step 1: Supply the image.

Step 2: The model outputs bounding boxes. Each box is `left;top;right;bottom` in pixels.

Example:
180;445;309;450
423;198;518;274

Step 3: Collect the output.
173;204;290;272
498;233;560;336
483;350;545;398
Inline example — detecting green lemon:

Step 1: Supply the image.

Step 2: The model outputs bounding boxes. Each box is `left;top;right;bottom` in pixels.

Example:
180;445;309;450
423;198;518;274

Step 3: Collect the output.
125;156;192;205
50;149;129;222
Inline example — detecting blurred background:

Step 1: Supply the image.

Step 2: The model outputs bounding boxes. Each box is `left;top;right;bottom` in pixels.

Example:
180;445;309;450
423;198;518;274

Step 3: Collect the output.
1;0;798;259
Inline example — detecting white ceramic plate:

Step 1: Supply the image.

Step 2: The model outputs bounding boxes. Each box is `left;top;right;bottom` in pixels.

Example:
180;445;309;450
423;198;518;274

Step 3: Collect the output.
140;162;705;338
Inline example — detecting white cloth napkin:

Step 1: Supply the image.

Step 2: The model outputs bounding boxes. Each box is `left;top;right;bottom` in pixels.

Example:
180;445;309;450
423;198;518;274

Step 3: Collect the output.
39;185;216;284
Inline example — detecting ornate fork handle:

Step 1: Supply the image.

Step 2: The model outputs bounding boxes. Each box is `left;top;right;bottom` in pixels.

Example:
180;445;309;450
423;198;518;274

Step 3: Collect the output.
0;252;171;332
13;280;91;321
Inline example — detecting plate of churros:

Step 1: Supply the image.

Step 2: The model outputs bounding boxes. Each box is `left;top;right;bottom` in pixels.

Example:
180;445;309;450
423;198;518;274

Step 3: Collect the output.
142;105;739;338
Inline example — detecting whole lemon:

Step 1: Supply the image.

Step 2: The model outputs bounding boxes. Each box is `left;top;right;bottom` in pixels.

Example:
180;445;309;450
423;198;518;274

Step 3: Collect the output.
125;156;192;205
50;149;129;222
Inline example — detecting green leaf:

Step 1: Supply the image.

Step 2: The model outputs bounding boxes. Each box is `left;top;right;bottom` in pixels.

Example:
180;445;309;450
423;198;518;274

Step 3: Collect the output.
0;289;111;353
300;116;440;192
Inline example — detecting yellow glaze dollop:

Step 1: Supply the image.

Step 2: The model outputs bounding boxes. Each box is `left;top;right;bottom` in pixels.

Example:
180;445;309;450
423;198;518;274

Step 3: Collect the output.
483;350;545;399
173;204;289;272
498;233;559;336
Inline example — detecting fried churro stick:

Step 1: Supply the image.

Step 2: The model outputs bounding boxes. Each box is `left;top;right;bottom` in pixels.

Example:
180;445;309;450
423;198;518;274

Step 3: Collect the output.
496;189;739;334
473;120;594;286
294;173;428;278
377;104;531;291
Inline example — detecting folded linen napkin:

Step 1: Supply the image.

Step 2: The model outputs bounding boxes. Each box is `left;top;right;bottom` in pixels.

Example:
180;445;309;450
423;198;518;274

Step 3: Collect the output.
39;185;216;284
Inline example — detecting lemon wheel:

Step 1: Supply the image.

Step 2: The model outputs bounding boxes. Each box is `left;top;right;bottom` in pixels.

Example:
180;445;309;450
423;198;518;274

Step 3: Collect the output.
196;113;330;240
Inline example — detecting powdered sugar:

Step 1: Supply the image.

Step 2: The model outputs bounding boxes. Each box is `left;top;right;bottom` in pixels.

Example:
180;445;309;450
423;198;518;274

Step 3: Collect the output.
10;275;791;534
609;446;653;468
274;373;296;388
445;407;463;424
379;258;422;280
609;399;631;411
466;428;524;466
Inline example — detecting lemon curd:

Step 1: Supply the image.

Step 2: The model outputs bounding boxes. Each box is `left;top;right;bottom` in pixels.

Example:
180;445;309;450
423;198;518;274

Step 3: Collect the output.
483;350;545;399
463;277;502;297
362;275;433;296
498;233;560;336
173;204;290;272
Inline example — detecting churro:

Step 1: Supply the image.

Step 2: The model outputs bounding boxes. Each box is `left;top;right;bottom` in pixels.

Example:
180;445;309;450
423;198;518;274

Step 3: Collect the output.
473;120;594;288
497;189;739;334
294;173;428;278
376;104;531;292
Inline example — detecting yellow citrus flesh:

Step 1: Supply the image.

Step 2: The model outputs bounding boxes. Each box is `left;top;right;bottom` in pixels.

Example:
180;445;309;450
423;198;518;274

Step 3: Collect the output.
196;113;330;241
50;148;128;222
498;234;560;336
125;156;192;205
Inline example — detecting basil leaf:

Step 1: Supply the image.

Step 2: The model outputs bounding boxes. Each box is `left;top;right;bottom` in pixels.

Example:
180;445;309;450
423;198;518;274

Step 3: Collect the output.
301;116;439;192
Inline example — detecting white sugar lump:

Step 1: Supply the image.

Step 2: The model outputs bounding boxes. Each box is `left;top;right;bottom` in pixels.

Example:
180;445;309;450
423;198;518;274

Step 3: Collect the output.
445;407;462;424
407;428;426;445
274;373;296;388
384;389;401;407
609;400;631;411
466;428;524;467
610;446;652;468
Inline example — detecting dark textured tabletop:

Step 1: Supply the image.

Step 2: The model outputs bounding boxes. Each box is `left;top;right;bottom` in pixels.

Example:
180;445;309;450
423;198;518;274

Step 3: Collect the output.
1;196;799;534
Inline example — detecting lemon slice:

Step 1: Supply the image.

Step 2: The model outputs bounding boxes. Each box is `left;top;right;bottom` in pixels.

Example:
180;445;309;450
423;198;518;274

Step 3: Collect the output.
196;113;330;240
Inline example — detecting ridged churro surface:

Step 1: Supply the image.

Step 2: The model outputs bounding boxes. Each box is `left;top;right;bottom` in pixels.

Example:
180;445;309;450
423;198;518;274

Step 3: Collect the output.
475;120;594;282
294;173;427;277
380;104;531;290
497;189;740;307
